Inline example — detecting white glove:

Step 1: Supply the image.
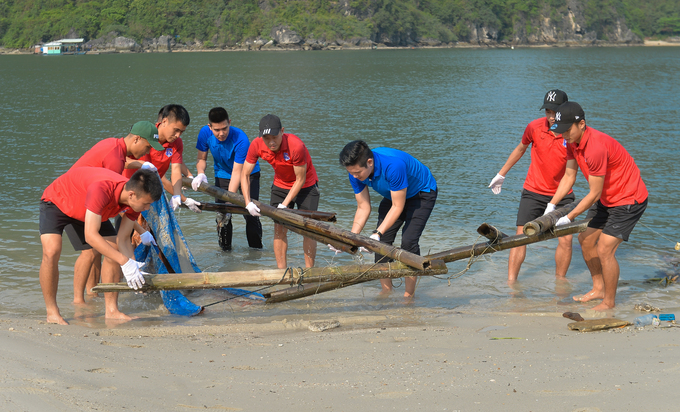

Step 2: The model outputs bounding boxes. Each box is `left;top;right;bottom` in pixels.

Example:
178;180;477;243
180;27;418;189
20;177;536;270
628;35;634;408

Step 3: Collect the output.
359;233;381;253
191;173;208;191
245;202;261;217
121;258;146;290
171;195;182;211
556;216;571;226
184;198;202;213
141;162;157;172
488;173;505;195
328;244;342;254
543;203;556;215
277;203;287;209
139;231;157;246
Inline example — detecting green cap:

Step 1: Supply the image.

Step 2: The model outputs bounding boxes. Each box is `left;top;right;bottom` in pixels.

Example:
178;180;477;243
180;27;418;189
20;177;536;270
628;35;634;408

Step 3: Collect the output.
130;121;163;151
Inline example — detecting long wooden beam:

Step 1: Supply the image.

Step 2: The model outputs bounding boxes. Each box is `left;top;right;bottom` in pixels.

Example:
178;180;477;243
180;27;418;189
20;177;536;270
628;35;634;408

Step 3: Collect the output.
262;220;589;303
183;177;432;270
185;202;337;222
92;259;448;293
428;219;588;263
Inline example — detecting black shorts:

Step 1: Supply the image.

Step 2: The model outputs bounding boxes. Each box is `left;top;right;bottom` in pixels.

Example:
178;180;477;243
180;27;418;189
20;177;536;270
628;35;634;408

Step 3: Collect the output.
516;189;576;226
585;198;647;241
270;183;319;211
39;201;117;250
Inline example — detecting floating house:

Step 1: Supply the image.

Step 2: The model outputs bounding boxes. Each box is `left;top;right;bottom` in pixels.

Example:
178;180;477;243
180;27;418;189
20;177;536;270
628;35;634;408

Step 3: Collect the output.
41;38;85;55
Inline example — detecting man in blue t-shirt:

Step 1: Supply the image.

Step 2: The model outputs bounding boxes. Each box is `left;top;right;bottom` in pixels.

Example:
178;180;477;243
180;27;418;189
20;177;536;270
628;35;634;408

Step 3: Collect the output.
338;140;438;297
191;107;262;250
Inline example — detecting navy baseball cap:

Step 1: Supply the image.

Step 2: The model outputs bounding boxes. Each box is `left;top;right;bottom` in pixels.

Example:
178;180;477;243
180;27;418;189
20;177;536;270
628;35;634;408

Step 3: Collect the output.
540;89;568;111
550;102;586;134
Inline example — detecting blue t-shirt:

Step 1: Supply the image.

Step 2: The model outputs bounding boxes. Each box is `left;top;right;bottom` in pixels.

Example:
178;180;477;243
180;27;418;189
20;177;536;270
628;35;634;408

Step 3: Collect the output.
196;125;260;179
348;148;437;200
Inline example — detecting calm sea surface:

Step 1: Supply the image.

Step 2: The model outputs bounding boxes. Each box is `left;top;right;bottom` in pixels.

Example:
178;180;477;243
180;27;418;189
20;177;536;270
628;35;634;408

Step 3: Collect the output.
1;47;678;328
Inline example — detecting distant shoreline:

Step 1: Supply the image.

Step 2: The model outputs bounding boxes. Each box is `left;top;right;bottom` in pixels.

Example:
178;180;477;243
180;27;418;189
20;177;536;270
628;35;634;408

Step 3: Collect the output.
2;39;678;55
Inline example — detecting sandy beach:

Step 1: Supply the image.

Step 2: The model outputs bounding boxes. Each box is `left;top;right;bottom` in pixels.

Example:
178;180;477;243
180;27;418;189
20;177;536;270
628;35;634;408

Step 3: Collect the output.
2;307;678;411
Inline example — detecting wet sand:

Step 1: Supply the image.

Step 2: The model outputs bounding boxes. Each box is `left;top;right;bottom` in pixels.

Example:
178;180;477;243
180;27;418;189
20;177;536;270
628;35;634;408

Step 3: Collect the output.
2;309;678;411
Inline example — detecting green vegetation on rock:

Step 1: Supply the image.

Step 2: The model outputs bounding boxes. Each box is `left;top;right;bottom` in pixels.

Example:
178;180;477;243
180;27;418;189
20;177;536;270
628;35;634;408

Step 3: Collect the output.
1;0;678;48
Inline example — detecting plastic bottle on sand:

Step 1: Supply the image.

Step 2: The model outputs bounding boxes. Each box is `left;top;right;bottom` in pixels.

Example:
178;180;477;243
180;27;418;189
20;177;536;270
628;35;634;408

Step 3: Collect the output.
633;314;659;327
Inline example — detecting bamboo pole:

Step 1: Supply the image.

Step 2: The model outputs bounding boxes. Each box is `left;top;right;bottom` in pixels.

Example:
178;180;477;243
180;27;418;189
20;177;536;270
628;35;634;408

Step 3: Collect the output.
428;219;588;263
476;223;508;243
523;201;578;236
263;280;364;304
185;202;337;222
91;259;448;293
279;221;357;254
262;220;589;304
183;177;432;270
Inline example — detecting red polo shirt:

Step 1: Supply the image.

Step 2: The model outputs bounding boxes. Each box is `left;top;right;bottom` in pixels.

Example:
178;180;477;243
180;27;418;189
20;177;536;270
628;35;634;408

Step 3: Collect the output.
246;133;318;189
521;117;572;196
70;137;127;174
567;127;647;207
42;167;139;222
123;137;183;179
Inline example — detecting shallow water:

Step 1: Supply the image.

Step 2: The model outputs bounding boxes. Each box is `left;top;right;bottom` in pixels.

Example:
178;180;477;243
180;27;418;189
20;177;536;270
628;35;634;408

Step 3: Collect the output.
1;47;678;328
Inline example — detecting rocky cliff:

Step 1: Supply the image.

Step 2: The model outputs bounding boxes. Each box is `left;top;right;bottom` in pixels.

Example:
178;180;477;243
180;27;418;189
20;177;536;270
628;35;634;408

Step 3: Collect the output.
81;0;641;53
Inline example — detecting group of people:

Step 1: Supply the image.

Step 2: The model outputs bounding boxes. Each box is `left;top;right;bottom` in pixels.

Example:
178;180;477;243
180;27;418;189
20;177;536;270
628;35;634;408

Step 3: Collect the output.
489;90;647;311
38;92;647;325
39;105;438;324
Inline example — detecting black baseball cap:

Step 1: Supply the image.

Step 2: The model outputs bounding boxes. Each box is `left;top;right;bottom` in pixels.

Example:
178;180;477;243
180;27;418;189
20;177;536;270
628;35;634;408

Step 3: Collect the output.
259;114;282;137
539;89;568;111
550;102;586;134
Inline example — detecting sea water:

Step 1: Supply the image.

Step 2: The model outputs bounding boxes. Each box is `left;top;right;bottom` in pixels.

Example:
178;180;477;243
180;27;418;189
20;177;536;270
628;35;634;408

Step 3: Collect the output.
0;47;678;328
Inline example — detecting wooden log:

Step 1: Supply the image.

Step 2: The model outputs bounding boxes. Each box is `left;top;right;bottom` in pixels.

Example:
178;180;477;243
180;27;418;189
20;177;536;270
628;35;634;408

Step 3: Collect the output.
183;177;432;270
91;259;448;293
523;201;578;236
279;221;357;254
244;220;589;304
263;280;364;304
185;202;337;222
428;219;589;263
476;223;508;243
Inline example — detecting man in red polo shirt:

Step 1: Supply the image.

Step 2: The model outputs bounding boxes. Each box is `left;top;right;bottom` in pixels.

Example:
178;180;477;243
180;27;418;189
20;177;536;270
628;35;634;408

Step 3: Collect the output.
67;121;162;303
549;102;648;310
124;104;201;213
489;90;575;283
241;114;319;269
39;168;163;325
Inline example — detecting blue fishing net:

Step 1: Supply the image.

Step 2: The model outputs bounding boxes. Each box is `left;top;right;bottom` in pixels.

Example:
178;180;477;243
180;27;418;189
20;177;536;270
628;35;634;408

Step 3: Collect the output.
134;192;263;316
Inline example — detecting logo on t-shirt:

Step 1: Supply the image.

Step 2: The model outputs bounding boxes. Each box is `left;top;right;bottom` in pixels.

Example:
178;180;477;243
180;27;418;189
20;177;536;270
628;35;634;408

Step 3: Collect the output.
563;139;567;147
165;148;173;157
283;152;290;161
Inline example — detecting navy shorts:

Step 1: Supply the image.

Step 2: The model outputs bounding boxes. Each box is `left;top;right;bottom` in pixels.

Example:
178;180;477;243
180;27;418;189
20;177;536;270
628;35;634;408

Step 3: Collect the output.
585;198;647;241
270;184;319;211
516;189;576;227
39;201;117;250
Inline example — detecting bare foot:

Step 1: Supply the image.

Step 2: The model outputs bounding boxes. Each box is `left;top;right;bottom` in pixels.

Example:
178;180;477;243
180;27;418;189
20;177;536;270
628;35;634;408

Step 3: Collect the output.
572;290;603;302
105;310;134;322
46;314;69;325
73;297;87;305
591;302;615;311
